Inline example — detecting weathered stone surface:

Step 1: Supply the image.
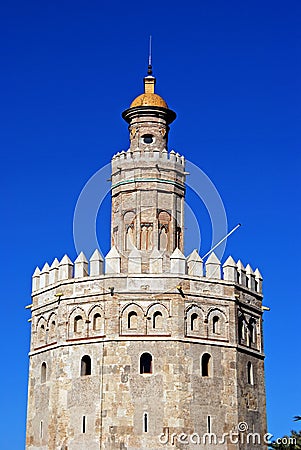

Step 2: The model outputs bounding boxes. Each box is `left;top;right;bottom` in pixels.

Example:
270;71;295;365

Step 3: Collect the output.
26;73;267;450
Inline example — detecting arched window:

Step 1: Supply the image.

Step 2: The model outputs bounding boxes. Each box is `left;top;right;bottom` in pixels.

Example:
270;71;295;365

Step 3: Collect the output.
93;313;102;331
247;361;254;385
153;311;163;329
48;319;56;341
238;316;245;342
39;324;45;342
140;353;152;374
41;362;47;383
201;353;211;377
74;315;83;333
81;355;91;376
191;313;199;331
128;311;138;329
212;316;220;334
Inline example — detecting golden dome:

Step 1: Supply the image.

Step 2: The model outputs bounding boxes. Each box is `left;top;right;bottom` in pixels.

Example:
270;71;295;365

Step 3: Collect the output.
130;92;168;109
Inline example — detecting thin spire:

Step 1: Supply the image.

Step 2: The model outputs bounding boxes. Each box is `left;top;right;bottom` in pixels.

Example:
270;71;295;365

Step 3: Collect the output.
148;35;152;75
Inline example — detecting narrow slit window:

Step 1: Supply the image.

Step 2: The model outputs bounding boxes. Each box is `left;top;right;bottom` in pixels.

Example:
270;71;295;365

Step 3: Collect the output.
248;319;256;346
41;362;47;383
238;317;245;341
247;362;254;385
82;415;86;433
40;420;43;438
207;416;211;433
81;355;91;376
140;353;152;374
143;413;148;432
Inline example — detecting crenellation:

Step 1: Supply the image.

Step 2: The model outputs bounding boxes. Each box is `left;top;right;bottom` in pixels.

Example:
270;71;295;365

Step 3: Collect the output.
237;259;247;287
89;249;104;276
169;149;176;161
187;249;203;277
105;246;121;274
149;248;163;273
161;148;168;159
205;252;221;279
254;268;263;293
32;266;41;292
246;264;256;291
58;254;73;281
40;263;50;289
74;251;88;278
49;258;59;285
128;248;142;273
223;256;238;282
170;248;186;274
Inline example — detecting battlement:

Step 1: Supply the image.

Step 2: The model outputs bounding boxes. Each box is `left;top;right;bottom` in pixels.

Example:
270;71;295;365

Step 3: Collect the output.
111;148;185;168
32;248;263;295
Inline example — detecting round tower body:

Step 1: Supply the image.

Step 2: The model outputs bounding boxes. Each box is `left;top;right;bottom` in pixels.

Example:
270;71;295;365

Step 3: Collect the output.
25;71;267;450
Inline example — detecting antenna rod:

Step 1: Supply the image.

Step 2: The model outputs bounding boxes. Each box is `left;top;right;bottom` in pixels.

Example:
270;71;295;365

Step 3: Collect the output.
202;223;241;259
148;35;152;75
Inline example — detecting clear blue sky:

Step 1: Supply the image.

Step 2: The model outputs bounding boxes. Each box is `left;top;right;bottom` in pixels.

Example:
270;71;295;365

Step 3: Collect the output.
1;0;300;448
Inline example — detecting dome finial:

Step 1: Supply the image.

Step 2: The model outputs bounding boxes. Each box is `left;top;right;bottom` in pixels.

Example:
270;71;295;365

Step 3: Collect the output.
147;35;153;75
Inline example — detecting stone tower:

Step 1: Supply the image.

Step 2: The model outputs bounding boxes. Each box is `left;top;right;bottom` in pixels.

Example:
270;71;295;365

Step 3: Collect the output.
25;66;267;450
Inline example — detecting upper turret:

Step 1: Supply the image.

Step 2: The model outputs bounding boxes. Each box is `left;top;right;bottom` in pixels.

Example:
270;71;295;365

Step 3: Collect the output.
122;66;176;153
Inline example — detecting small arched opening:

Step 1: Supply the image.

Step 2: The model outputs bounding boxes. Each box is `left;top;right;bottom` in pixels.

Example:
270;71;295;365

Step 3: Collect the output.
74;315;84;333
93;313;102;331
153;311;163;329
128;311;138;329
191;313;199;331
140;352;153;374
212;316;220;334
201;353;212;377
81;355;91;376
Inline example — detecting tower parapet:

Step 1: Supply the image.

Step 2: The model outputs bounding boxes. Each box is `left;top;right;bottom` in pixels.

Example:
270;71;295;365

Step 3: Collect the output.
32;250;263;295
